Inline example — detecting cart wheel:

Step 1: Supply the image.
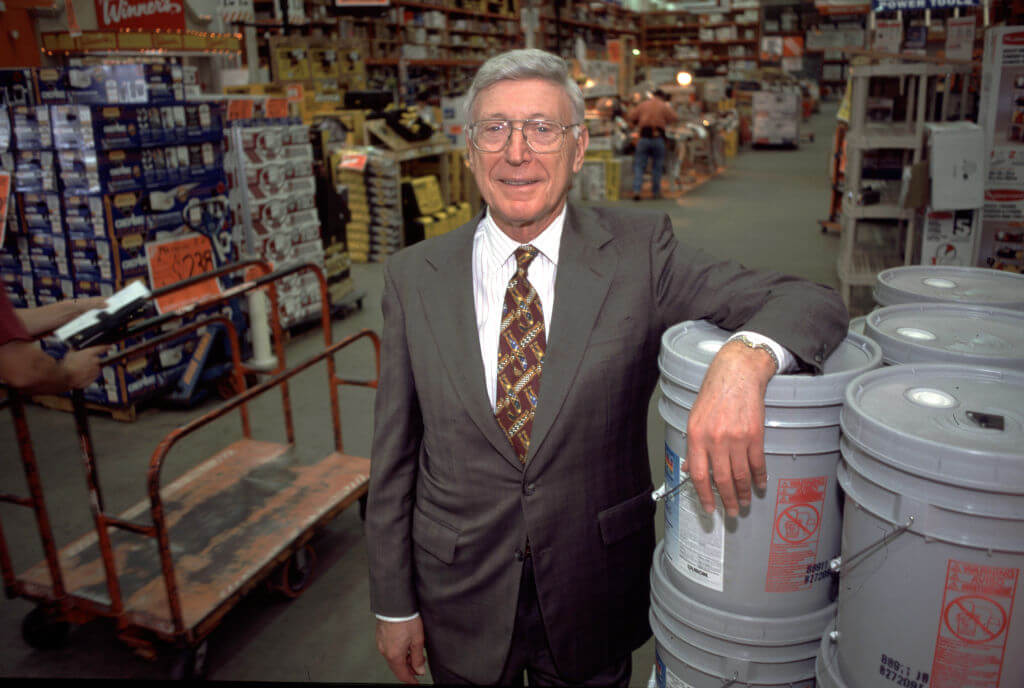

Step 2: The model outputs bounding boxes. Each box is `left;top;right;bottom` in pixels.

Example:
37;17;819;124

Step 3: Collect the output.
275;544;317;599
171;641;208;680
359;494;368;521
21;606;71;650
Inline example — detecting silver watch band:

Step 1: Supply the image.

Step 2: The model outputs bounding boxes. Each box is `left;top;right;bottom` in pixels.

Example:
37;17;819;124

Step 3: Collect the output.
732;334;780;374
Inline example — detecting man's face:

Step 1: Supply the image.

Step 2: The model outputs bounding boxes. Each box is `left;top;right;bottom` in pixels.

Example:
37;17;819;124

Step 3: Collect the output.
466;78;588;242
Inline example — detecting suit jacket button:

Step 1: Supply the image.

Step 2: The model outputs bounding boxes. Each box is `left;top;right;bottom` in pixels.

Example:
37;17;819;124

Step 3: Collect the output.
514;548;524;562
524;483;536;496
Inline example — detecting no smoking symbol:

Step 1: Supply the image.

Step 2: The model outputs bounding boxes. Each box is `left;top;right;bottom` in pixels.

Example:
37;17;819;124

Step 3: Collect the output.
775;504;820;544
944;595;1007;644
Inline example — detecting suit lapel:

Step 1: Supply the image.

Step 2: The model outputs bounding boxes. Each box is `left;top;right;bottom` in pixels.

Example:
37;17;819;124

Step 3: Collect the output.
419;214;522;469
527;204;616;465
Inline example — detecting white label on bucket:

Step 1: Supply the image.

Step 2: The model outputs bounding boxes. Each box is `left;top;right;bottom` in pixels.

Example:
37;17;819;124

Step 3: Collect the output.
929;559;1019;688
670;480;726;592
766;476;827;593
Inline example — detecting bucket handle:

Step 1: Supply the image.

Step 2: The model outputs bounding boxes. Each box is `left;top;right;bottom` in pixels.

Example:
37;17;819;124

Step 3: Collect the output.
829;516;915;574
651;474;692;502
720;672;740;687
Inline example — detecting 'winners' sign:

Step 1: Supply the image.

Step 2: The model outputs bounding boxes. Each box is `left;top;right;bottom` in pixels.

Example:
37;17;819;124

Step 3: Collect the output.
94;0;185;31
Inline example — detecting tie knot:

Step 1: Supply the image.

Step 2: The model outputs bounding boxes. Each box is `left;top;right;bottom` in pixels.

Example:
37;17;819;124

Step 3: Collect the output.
514;245;539;274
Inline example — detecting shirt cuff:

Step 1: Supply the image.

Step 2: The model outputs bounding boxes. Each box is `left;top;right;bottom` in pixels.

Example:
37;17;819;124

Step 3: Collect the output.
376;612;420;623
727;331;796;374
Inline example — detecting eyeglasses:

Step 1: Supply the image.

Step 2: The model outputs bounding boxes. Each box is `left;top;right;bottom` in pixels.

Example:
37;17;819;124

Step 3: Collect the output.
468;119;580;153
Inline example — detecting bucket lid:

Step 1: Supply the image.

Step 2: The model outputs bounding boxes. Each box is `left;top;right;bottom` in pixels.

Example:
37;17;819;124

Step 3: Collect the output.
874;266;1024;310
866;303;1024;369
659;321;881;406
650;541;836;646
848;316;866;336
841;364;1024;493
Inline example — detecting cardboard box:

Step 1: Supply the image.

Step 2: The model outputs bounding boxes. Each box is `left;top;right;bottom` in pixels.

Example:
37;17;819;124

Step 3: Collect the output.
147;180;231;235
924;122;984;211
35;68;68;106
144;64;184;104
18;192;62;233
57;148;103;193
51;105;97;149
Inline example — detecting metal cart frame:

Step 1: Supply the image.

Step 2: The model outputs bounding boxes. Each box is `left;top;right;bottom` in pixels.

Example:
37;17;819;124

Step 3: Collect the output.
1;261;379;677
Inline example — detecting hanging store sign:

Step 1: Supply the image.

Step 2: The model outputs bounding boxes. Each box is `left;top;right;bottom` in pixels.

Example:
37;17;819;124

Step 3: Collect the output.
94;0;186;32
872;0;978;10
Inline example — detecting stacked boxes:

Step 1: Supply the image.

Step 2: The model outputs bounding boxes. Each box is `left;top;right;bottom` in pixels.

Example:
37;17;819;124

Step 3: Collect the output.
332;147;402;263
227;119;328;328
0;64;237;407
401;174;470;241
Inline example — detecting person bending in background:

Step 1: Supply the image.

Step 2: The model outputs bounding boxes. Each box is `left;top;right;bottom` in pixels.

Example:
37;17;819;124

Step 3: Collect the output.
0;289;107;394
627;88;678;200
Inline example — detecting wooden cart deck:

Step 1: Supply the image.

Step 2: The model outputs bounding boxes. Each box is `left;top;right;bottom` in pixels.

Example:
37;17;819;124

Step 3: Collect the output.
19;438;370;639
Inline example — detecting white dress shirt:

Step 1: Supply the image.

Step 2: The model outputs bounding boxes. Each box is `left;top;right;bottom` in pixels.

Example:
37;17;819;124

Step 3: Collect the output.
375;205;793;623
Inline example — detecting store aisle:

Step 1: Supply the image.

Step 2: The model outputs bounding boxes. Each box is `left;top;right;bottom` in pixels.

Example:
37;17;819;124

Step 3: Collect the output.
0;105;842;683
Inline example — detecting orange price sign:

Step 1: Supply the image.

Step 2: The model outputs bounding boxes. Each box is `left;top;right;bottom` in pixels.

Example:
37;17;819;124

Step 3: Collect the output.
227;99;255;121
286;83;305;102
265;98;289;119
0;173;9;246
145;234;222;314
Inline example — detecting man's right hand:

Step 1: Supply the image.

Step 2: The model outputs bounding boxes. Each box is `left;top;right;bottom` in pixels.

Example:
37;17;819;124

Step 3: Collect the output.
62;346;106;389
376;617;426;684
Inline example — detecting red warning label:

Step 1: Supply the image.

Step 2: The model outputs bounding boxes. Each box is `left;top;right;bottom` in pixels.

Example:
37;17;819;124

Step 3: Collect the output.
765;477;826;593
930;560;1019;688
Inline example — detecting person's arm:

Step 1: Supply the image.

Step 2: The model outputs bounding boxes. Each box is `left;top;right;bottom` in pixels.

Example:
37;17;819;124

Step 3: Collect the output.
0;340;106;395
15;297;107;337
649;214;847;516
366;259;426;685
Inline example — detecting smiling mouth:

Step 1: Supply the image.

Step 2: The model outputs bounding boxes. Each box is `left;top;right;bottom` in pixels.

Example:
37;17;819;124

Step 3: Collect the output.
501;178;540;186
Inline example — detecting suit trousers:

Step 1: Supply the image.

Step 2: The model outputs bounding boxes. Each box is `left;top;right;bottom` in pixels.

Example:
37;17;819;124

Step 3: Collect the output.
428;555;632;687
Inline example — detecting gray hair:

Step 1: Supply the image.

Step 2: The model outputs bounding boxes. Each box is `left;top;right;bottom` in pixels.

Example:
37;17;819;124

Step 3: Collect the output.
462;49;585;127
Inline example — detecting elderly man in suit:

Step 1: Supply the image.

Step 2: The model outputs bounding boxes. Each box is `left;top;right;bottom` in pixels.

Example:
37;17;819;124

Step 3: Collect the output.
366;49;847;686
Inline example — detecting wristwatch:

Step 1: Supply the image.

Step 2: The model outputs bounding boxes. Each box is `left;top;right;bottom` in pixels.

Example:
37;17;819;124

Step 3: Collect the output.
731;334;780;374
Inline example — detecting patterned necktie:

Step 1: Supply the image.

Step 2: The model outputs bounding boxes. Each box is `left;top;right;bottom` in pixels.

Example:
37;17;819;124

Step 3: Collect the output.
496;246;546;464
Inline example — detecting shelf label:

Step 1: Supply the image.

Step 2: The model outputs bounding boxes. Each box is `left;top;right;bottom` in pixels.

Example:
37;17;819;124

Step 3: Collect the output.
145;233;221;314
227;99;254;121
265;98;289;119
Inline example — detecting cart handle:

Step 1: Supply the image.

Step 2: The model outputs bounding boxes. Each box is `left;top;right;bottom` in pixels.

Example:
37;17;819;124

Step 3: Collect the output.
144;328;379;635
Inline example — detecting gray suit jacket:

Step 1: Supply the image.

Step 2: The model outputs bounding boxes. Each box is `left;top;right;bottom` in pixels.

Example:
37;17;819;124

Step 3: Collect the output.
366;204;847;683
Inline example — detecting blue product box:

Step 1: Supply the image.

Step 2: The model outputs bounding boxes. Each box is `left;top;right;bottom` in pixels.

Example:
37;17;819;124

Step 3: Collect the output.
50;105;95;149
184;103;223;142
146;179;230;234
97;148;146;192
57;148;101;193
32;266;73;303
68;64;148;105
144;64;183;104
36;68;68;106
14;150;57;192
104;190;147;236
91;105;145;149
186;141;224;183
29;251;71;278
0;69;37;107
11;106;52;149
67;233;114;282
161;105;186;143
71;266;117;298
110;229;151;284
18;192;62;232
62;193;106;238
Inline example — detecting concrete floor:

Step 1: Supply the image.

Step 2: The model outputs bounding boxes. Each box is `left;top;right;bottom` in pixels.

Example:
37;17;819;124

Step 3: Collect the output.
0;105;841;682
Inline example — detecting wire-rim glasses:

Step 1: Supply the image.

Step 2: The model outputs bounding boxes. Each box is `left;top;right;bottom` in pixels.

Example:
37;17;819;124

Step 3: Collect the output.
468;119;580;153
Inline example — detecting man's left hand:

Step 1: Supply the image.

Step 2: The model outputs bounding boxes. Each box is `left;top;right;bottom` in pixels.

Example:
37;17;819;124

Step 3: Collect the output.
683;339;775;517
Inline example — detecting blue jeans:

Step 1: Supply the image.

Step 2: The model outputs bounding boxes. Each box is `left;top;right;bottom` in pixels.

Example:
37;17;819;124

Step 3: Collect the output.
633;137;667;196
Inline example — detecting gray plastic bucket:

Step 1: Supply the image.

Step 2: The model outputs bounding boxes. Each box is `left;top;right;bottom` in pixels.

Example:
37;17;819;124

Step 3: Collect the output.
657;321;881;617
651;540;833;688
814;621;844;688
848;316;866;336
874;266;1024;311
835;364;1024;688
865;303;1024;370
